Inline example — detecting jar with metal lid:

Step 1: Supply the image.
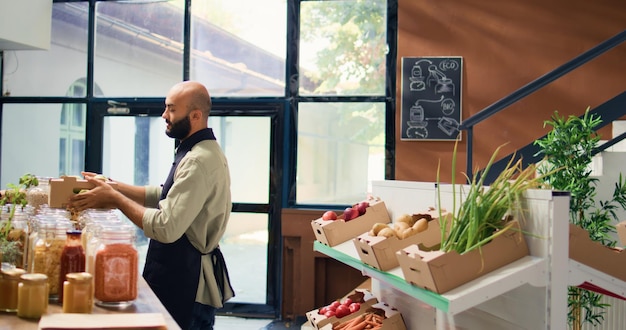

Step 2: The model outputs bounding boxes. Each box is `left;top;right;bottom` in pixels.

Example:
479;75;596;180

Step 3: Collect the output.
63;272;93;313
0;267;26;312
32;220;73;301
59;230;85;303
17;273;49;319
94;225;138;308
26;176;51;213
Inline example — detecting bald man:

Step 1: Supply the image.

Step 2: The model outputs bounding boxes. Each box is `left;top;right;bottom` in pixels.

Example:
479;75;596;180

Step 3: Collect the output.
70;81;234;329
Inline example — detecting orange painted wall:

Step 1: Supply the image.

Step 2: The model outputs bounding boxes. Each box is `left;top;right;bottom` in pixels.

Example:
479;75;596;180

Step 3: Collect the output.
396;0;626;183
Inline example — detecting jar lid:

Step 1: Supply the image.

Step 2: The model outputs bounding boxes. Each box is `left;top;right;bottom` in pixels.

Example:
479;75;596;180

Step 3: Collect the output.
1;268;26;279
20;273;48;282
65;272;93;283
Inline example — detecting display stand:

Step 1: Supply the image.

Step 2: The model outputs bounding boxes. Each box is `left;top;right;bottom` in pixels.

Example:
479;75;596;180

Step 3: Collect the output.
313;180;587;329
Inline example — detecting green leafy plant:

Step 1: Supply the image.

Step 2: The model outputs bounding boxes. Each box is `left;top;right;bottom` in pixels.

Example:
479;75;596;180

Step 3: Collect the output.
437;141;547;255
0;173;38;265
534;107;626;329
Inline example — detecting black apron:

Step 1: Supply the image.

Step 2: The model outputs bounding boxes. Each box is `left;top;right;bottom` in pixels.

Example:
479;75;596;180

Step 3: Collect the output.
143;128;230;330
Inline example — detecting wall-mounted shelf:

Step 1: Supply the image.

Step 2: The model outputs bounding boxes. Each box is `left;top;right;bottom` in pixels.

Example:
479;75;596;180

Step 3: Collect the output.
315;181;626;328
314;240;546;315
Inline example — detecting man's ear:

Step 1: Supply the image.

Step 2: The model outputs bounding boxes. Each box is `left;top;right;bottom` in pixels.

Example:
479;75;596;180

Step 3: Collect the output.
191;109;202;120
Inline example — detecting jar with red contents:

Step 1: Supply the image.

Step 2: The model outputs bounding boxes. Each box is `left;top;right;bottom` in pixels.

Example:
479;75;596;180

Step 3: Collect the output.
59;230;85;304
93;225;138;308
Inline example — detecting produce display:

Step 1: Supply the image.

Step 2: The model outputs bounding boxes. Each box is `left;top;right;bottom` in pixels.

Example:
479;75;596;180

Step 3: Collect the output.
367;211;432;239
328;311;384;329
322;200;371;222
317;298;361;318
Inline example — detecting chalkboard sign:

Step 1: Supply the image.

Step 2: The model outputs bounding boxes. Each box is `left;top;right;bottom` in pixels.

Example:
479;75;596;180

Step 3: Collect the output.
400;57;463;141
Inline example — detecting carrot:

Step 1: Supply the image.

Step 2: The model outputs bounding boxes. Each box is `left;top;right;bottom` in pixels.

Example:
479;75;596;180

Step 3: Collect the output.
346;321;368;330
335;314;364;330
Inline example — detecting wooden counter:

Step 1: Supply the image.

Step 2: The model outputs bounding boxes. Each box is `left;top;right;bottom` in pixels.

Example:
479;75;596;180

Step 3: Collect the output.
0;277;180;330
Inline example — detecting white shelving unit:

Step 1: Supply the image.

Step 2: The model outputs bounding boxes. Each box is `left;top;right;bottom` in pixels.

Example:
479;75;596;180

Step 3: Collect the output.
311;180;626;329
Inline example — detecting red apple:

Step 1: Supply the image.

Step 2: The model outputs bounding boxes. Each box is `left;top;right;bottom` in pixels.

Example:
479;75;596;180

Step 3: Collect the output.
322;210;338;220
335;304;351;318
355;201;369;215
343;207;358;221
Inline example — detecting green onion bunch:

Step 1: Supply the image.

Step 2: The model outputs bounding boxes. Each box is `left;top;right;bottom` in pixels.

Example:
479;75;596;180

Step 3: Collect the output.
439;143;545;254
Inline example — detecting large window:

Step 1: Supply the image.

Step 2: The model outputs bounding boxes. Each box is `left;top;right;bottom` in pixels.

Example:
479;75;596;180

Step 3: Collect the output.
0;0;396;318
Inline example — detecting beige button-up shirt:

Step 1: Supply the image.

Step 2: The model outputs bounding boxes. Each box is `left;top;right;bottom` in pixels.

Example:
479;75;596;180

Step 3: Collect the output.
141;139;234;308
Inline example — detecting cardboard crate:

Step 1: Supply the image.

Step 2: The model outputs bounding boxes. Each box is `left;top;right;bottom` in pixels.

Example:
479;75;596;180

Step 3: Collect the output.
617;220;626;248
569;223;626;282
311;199;391;247
49;176;118;208
320;302;407;330
396;220;529;294
305;289;378;330
353;209;450;271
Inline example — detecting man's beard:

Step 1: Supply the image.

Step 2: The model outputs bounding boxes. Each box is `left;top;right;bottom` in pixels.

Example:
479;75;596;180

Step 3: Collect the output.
166;115;191;139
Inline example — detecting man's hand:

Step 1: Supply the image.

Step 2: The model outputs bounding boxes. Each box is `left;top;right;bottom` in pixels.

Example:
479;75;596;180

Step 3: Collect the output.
67;176;118;211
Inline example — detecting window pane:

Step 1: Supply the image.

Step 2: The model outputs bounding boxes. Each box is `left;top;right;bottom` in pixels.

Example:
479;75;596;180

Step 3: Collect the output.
1;3;88;97
209;116;270;204
190;0;287;96
220;212;268;304
94;1;185;97
300;0;387;96
1;104;75;187
297;102;385;204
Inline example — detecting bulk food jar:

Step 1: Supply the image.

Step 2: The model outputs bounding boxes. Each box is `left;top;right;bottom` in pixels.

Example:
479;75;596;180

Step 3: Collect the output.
32;219;73;302
0;209;29;269
94;224;138;308
17;273;49;319
0;267;26;312
63;272;93;313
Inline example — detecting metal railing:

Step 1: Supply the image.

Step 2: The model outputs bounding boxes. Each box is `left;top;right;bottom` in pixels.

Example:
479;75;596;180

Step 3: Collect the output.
459;30;626;183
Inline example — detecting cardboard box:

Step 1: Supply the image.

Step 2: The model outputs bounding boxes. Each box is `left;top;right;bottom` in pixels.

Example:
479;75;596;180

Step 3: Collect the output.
48;176;118;208
353;209;450;271
396;220;529;294
320;302;407;330
305;289;378;330
569;223;626;282
617;220;626;248
311;199;391;247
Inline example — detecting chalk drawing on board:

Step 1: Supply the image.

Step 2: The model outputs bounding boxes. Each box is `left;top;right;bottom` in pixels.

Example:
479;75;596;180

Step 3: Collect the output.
427;64;455;96
409;59;432;92
405;96;444;139
441;98;456;116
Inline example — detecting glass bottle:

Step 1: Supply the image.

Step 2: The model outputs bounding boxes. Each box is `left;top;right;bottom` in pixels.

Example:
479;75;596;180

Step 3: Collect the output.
0;267;26;312
17;273;49;319
94;225;138;308
59;230;86;304
32;219;72;302
63;272;93;314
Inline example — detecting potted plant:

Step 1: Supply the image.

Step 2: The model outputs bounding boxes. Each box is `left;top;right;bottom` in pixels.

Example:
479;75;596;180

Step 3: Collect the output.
0;173;38;268
534;107;626;330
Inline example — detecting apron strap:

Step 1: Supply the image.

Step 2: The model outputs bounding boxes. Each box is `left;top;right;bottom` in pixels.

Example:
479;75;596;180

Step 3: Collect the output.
204;246;235;303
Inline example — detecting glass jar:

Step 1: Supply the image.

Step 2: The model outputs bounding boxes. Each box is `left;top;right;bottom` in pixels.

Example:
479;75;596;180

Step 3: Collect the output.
94;225;138;308
26;176;51;213
59;230;85;304
63;272;93;314
32;220;72;302
0;209;29;270
17;273;49;319
0;267;26;312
